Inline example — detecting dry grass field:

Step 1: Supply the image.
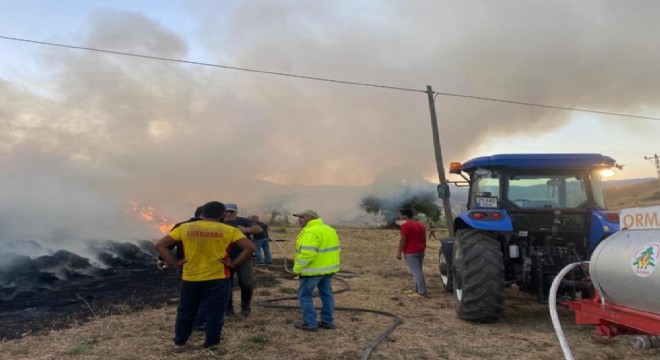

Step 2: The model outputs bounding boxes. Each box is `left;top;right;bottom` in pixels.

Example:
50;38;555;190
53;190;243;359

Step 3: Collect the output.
604;179;660;210
1;224;660;360
1;181;660;360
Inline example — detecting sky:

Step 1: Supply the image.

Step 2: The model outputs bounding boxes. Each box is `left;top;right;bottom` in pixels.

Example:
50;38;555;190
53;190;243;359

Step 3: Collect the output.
1;1;660;256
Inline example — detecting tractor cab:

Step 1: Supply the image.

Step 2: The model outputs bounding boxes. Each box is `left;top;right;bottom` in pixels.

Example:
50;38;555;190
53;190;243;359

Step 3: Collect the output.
438;153;621;322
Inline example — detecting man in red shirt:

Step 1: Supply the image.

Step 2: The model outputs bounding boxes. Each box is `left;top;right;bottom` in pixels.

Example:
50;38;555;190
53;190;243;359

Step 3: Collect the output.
396;208;428;298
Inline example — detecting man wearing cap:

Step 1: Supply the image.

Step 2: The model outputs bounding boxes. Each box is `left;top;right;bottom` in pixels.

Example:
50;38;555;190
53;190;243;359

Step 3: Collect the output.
223;203;263;317
292;210;341;331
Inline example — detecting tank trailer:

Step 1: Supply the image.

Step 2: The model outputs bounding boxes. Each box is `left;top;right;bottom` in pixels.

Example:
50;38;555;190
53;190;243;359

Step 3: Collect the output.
563;206;660;351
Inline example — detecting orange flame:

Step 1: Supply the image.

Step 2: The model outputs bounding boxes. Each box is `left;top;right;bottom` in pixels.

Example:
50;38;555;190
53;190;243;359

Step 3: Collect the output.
129;201;173;234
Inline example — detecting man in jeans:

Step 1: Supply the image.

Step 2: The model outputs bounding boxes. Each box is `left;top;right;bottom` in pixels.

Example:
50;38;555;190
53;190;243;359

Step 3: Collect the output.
396;208;428;298
292;209;341;331
154;201;255;352
250;215;273;265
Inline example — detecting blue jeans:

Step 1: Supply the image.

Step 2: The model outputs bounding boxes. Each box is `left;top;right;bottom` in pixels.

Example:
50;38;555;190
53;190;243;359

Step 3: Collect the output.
298;274;334;328
254;238;272;263
404;253;427;295
175;278;231;348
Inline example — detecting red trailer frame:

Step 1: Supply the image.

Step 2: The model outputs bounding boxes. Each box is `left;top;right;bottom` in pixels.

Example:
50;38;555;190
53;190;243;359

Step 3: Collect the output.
568;293;660;338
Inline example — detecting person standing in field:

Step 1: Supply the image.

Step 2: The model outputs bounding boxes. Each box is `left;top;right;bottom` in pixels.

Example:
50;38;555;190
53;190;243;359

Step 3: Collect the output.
428;221;438;240
396;208;428;298
154;201;255;353
292;209;341;331
156;205;203;273
250;215;273;265
192;203;262;331
222;203;263;317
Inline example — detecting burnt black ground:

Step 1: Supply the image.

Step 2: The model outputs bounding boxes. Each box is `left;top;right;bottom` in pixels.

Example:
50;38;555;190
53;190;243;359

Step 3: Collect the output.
0;240;289;341
0;264;180;340
0;241;181;340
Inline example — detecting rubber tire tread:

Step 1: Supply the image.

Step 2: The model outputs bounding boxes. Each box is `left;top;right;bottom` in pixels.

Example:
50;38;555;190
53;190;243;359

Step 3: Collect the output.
439;243;454;293
454;229;505;323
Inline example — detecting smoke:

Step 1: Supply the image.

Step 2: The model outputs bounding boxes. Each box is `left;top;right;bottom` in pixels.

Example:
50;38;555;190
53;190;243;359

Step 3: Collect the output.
1;2;660;262
0;148;155;263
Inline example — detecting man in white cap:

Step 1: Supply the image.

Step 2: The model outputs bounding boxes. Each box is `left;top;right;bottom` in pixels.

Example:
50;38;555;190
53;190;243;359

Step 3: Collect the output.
292;209;341;331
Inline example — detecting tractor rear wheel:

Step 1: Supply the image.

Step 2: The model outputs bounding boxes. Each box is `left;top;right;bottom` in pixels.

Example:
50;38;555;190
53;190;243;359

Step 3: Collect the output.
453;229;505;323
439;239;453;293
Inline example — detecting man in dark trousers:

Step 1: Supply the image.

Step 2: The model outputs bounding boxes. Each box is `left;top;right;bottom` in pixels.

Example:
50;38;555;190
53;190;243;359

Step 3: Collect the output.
154;201;255;353
193;202;263;327
223;203;262;316
428;222;438;240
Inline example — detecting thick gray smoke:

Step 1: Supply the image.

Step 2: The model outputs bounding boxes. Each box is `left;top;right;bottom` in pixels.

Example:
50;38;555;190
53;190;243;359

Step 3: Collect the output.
1;1;659;261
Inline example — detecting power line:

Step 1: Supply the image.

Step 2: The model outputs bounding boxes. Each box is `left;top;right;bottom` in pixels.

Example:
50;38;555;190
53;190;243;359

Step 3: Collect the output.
2;35;660;121
0;35;424;94
433;91;660;121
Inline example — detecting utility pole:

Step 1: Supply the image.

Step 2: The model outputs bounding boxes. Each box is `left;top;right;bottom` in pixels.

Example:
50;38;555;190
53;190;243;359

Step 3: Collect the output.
426;85;454;234
644;154;660;188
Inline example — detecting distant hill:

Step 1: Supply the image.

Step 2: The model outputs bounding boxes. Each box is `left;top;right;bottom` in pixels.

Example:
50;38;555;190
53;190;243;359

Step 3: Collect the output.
603;178;660;210
446;178;660;211
603;177;656;188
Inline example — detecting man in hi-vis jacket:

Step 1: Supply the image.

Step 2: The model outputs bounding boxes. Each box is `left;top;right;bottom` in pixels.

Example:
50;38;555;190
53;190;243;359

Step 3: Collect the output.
292;209;341;331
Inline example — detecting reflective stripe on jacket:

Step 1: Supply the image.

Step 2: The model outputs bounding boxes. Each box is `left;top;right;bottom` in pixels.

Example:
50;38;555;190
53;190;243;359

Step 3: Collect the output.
293;218;341;276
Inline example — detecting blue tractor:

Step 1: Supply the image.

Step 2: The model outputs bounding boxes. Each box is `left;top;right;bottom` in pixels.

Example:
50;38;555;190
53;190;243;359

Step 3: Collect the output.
437;154;620;323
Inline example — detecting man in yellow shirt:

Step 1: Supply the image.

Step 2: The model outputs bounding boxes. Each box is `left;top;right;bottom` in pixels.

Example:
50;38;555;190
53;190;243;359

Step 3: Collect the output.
292;209;341;331
155;201;255;352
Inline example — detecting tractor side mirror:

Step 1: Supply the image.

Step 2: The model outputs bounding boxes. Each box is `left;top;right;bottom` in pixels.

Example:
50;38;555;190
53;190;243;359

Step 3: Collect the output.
437;183;451;199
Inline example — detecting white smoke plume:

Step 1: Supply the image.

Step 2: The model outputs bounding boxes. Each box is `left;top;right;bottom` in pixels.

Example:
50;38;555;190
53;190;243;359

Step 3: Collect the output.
1;1;659;260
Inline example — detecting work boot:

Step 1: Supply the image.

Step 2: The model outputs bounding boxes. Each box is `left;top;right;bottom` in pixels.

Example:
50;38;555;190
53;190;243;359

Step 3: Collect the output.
407;292;427;299
294;322;318;332
319;321;336;330
241;302;251;317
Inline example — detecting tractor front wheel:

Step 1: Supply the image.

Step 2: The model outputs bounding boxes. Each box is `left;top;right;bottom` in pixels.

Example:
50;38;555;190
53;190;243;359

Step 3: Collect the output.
453;229;505;323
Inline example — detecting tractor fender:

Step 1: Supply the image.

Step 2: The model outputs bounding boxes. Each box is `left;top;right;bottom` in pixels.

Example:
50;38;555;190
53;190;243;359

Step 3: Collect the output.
455;210;513;232
589;210;620;251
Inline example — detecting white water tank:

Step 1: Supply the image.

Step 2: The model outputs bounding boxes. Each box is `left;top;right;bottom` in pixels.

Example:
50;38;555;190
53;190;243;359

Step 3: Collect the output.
590;228;660;314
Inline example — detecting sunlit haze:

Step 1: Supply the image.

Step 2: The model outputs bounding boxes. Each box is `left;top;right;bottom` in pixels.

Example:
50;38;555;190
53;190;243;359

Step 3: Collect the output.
1;1;659;256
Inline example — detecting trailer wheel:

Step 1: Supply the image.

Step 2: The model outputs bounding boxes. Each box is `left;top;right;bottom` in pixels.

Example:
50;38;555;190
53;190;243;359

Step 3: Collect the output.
439;238;453;293
453;229;505;323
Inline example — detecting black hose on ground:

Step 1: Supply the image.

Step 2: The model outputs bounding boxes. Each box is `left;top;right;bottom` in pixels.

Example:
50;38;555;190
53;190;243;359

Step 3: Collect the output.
258;238;403;360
